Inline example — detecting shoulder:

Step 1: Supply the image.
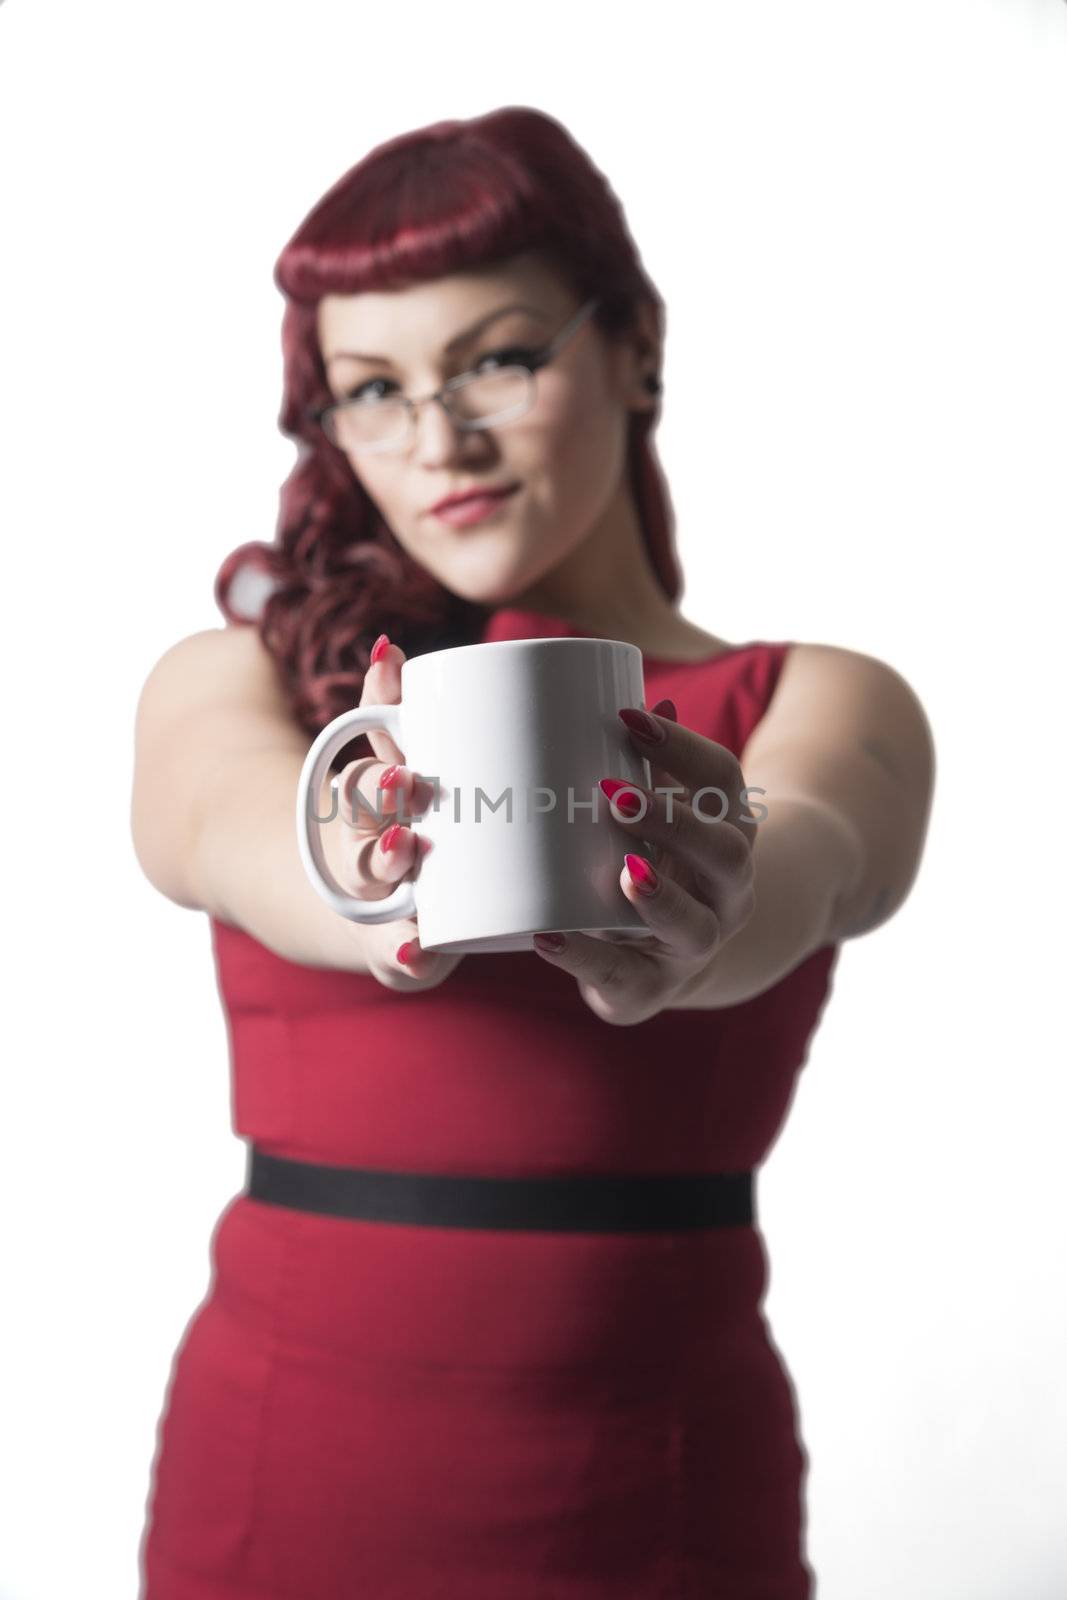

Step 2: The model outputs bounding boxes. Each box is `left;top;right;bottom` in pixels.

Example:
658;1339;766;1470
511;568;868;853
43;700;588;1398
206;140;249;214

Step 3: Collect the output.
144;621;272;674
135;622;292;722
750;639;936;786
776;640;929;711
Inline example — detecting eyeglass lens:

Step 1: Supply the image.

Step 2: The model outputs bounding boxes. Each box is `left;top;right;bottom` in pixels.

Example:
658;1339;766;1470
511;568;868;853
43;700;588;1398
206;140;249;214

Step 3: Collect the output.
326;366;532;452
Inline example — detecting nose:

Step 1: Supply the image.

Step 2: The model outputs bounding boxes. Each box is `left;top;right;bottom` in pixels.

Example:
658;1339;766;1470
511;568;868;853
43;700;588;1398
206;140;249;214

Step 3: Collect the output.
409;395;483;467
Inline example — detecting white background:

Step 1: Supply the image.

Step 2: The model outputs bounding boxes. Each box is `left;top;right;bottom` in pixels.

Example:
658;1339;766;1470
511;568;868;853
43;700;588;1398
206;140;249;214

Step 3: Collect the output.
1;1;1065;1596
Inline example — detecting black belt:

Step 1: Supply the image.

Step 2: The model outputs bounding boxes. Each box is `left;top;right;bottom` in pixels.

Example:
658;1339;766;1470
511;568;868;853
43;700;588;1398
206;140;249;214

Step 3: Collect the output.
246;1146;755;1233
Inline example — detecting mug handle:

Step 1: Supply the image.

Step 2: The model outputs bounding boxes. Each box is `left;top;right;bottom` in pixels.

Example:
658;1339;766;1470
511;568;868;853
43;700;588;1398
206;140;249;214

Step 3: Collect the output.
295;702;418;924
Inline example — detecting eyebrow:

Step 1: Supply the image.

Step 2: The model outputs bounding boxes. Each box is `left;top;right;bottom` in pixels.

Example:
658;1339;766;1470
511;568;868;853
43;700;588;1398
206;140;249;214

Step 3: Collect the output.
323;301;549;370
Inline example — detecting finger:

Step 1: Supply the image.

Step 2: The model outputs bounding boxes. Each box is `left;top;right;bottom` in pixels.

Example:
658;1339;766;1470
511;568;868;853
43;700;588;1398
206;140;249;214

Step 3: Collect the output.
391;931;460;985
359;638;407;769
530;929;652;992
644;699;679;798
618;852;721;961
336;759;433;835
639;699;679;865
597;778;755;933
617;708;753;833
349;817;421;892
530;929;663;1026
643;699;678;795
363;920;460;991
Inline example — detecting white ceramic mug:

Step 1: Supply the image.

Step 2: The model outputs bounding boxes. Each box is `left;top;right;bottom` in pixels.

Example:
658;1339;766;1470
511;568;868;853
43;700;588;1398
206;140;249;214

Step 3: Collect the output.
295;636;658;954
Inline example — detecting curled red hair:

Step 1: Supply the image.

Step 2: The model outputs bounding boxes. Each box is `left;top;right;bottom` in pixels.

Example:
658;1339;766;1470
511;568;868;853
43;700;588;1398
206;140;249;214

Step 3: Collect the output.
214;105;681;773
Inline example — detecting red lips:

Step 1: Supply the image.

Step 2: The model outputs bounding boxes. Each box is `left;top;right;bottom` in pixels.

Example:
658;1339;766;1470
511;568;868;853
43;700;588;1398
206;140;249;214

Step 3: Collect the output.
428;483;520;515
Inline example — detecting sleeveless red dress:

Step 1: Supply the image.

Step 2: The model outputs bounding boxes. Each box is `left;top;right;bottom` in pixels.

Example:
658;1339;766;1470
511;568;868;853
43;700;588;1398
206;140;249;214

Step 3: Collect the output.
138;608;842;1600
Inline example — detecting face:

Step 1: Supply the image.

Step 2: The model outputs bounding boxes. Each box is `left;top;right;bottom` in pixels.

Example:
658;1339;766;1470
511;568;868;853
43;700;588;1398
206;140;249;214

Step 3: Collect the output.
315;250;658;606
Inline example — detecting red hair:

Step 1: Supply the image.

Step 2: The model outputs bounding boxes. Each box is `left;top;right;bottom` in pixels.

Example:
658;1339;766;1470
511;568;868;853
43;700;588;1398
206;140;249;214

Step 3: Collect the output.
214;105;682;772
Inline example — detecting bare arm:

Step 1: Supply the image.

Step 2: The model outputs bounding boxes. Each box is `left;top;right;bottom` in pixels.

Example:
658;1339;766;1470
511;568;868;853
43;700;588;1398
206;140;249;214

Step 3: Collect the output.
669;794;856;1009
130;625;372;971
672;644;935;1008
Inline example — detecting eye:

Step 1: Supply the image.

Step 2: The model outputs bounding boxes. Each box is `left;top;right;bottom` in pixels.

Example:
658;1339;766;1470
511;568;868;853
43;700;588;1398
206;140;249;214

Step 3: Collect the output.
474;345;539;374
341;376;396;404
338;344;541;406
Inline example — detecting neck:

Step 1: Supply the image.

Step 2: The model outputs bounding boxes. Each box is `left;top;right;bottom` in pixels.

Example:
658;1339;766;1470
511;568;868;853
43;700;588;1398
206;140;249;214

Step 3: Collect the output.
505;476;700;654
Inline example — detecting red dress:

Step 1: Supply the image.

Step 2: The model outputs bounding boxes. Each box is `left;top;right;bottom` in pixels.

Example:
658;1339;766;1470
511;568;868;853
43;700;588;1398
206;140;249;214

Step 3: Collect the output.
138;608;842;1599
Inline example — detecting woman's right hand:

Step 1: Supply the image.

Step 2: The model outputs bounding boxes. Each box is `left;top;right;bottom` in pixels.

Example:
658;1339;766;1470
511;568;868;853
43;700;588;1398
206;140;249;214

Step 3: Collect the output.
328;634;465;991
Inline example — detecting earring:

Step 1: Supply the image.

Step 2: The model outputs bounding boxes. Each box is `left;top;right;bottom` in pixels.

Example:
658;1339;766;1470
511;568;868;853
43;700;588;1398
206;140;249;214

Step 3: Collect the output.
643;374;662;396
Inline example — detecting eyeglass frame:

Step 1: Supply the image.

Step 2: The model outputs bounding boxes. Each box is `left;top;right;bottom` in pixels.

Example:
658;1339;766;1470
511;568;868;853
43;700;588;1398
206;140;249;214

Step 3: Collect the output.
307;295;602;454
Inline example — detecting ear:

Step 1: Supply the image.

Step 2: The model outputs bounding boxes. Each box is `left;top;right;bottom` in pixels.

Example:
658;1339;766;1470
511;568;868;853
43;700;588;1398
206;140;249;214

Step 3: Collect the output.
612;297;663;414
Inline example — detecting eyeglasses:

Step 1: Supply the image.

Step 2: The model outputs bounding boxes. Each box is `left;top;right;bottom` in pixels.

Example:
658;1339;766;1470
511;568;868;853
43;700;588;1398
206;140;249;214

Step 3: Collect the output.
309;296;600;455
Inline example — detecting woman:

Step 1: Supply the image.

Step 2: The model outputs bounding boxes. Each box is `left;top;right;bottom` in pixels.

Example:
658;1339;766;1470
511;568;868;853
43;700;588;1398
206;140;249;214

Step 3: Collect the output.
132;105;935;1598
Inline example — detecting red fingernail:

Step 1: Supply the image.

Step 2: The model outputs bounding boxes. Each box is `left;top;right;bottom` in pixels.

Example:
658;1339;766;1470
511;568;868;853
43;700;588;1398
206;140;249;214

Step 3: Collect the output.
618;707;666;744
599;777;644;817
625;853;659;894
396;940;415;965
651;698;677;722
533;932;566;951
380;823;404;853
379;764;401;789
370;633;391;665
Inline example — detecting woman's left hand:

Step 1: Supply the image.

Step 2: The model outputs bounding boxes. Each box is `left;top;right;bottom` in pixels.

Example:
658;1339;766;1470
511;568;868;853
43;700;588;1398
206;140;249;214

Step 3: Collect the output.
530;699;758;1025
